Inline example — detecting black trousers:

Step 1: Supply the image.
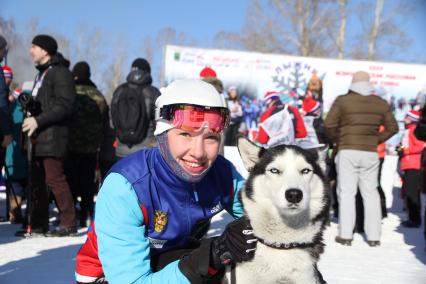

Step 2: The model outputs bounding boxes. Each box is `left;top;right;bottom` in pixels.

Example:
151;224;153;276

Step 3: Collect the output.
65;152;97;222
224;122;241;146
402;169;422;224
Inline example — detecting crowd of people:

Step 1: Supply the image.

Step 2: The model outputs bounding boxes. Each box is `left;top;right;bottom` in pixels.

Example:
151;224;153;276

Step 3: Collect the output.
0;33;425;283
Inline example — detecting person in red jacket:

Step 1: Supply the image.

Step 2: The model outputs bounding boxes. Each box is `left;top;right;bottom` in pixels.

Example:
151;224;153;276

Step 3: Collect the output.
257;91;306;147
397;109;425;228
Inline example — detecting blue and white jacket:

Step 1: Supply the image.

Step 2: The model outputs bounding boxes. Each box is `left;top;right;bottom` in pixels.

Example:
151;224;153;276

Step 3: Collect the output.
76;148;244;284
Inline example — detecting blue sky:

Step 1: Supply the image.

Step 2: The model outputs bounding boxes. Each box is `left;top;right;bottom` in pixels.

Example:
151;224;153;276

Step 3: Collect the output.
2;0;248;85
2;0;425;87
2;0;246;44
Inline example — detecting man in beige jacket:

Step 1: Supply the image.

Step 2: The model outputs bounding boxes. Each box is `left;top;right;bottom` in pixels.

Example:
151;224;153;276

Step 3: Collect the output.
325;71;398;246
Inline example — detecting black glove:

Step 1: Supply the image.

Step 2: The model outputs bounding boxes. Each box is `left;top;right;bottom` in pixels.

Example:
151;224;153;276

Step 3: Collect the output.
210;216;257;269
178;217;257;284
178;238;219;284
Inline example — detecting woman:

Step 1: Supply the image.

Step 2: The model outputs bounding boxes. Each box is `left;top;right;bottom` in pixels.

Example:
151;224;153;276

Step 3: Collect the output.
75;79;256;284
224;86;243;146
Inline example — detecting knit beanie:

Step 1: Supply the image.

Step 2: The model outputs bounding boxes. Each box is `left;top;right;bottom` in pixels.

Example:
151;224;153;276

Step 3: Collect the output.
406;109;420;122
2;65;13;79
131;58;151;73
0;35;7;49
349;71;374;96
12;88;22;99
199;67;217;78
228;85;237;93
263;91;280;105
72;61;91;80
32;34;58;55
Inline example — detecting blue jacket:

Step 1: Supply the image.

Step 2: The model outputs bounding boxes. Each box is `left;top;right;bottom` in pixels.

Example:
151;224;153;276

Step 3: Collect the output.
5;101;27;180
76;148;244;284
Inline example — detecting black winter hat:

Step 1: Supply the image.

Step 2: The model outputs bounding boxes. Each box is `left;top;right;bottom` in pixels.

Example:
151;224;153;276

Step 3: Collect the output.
32;34;58;55
72;61;91;80
131;58;151;73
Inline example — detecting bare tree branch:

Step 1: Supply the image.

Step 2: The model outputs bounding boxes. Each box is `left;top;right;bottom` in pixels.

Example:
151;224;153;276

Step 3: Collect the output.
337;0;347;59
368;0;384;59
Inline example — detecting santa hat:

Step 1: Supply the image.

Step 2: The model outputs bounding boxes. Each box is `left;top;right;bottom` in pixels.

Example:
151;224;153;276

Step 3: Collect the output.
263;91;280;103
2;65;13;79
406;109;420;122
302;97;321;114
199;67;217;78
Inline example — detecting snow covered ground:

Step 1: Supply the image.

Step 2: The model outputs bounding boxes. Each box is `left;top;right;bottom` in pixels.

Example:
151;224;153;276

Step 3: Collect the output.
1;161;426;284
0;190;425;284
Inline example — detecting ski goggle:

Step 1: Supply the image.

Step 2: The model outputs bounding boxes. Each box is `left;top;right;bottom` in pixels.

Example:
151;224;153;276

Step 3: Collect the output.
159;104;230;133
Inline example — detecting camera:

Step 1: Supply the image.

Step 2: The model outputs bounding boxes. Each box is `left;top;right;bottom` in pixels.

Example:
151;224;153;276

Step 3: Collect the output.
18;92;41;116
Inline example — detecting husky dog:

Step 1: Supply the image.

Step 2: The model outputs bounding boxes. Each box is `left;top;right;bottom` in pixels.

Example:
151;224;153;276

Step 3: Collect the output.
228;138;329;284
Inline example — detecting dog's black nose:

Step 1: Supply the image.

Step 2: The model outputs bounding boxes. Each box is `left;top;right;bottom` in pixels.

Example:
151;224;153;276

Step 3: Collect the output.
285;188;303;203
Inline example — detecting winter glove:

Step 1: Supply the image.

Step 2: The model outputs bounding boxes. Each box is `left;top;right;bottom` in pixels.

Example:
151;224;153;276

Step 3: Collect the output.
178;217;257;284
210;216;257;269
178;238;222;284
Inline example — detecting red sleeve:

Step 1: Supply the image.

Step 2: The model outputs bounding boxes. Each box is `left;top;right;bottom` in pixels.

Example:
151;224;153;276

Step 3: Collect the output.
289;106;307;138
75;223;104;277
257;109;273;144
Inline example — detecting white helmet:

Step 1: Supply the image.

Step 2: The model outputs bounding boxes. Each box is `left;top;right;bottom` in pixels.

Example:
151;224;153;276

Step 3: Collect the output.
154;79;227;135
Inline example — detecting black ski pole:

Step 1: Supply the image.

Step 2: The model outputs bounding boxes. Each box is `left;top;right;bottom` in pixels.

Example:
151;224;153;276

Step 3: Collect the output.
25;131;32;235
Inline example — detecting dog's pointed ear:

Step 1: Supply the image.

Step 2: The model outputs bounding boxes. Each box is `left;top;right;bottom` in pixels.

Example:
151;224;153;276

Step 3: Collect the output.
315;144;329;173
237;137;262;172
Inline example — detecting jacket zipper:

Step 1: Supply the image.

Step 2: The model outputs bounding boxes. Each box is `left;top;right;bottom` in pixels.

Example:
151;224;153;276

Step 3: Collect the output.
192;184;207;217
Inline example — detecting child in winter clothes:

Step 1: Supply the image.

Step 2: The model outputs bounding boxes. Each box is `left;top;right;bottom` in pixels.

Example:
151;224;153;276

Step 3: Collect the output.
398;109;425;228
297;96;328;148
257;91;306;147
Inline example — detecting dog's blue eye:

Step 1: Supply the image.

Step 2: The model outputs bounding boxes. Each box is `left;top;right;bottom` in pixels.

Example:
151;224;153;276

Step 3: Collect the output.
269;168;280;174
301;168;312;175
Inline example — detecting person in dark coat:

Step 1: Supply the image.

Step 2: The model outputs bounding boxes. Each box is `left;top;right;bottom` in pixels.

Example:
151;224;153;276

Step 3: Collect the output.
65;61;107;228
413;104;426;251
0;35;13;222
0;35;13;149
113;58;161;158
20;34;76;237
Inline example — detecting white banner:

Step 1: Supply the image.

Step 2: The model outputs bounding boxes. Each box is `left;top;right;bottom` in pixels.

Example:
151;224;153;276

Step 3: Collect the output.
163;45;426;112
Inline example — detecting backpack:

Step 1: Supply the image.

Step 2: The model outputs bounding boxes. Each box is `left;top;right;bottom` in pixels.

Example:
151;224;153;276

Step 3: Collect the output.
111;83;149;147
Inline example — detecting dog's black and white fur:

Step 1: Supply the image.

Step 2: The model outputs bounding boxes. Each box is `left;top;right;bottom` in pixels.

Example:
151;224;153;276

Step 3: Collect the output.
228;138;329;284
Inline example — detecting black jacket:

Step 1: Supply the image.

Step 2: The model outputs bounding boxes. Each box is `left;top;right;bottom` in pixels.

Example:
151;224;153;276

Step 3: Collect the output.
115;69;160;157
33;53;76;157
414;105;426;141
